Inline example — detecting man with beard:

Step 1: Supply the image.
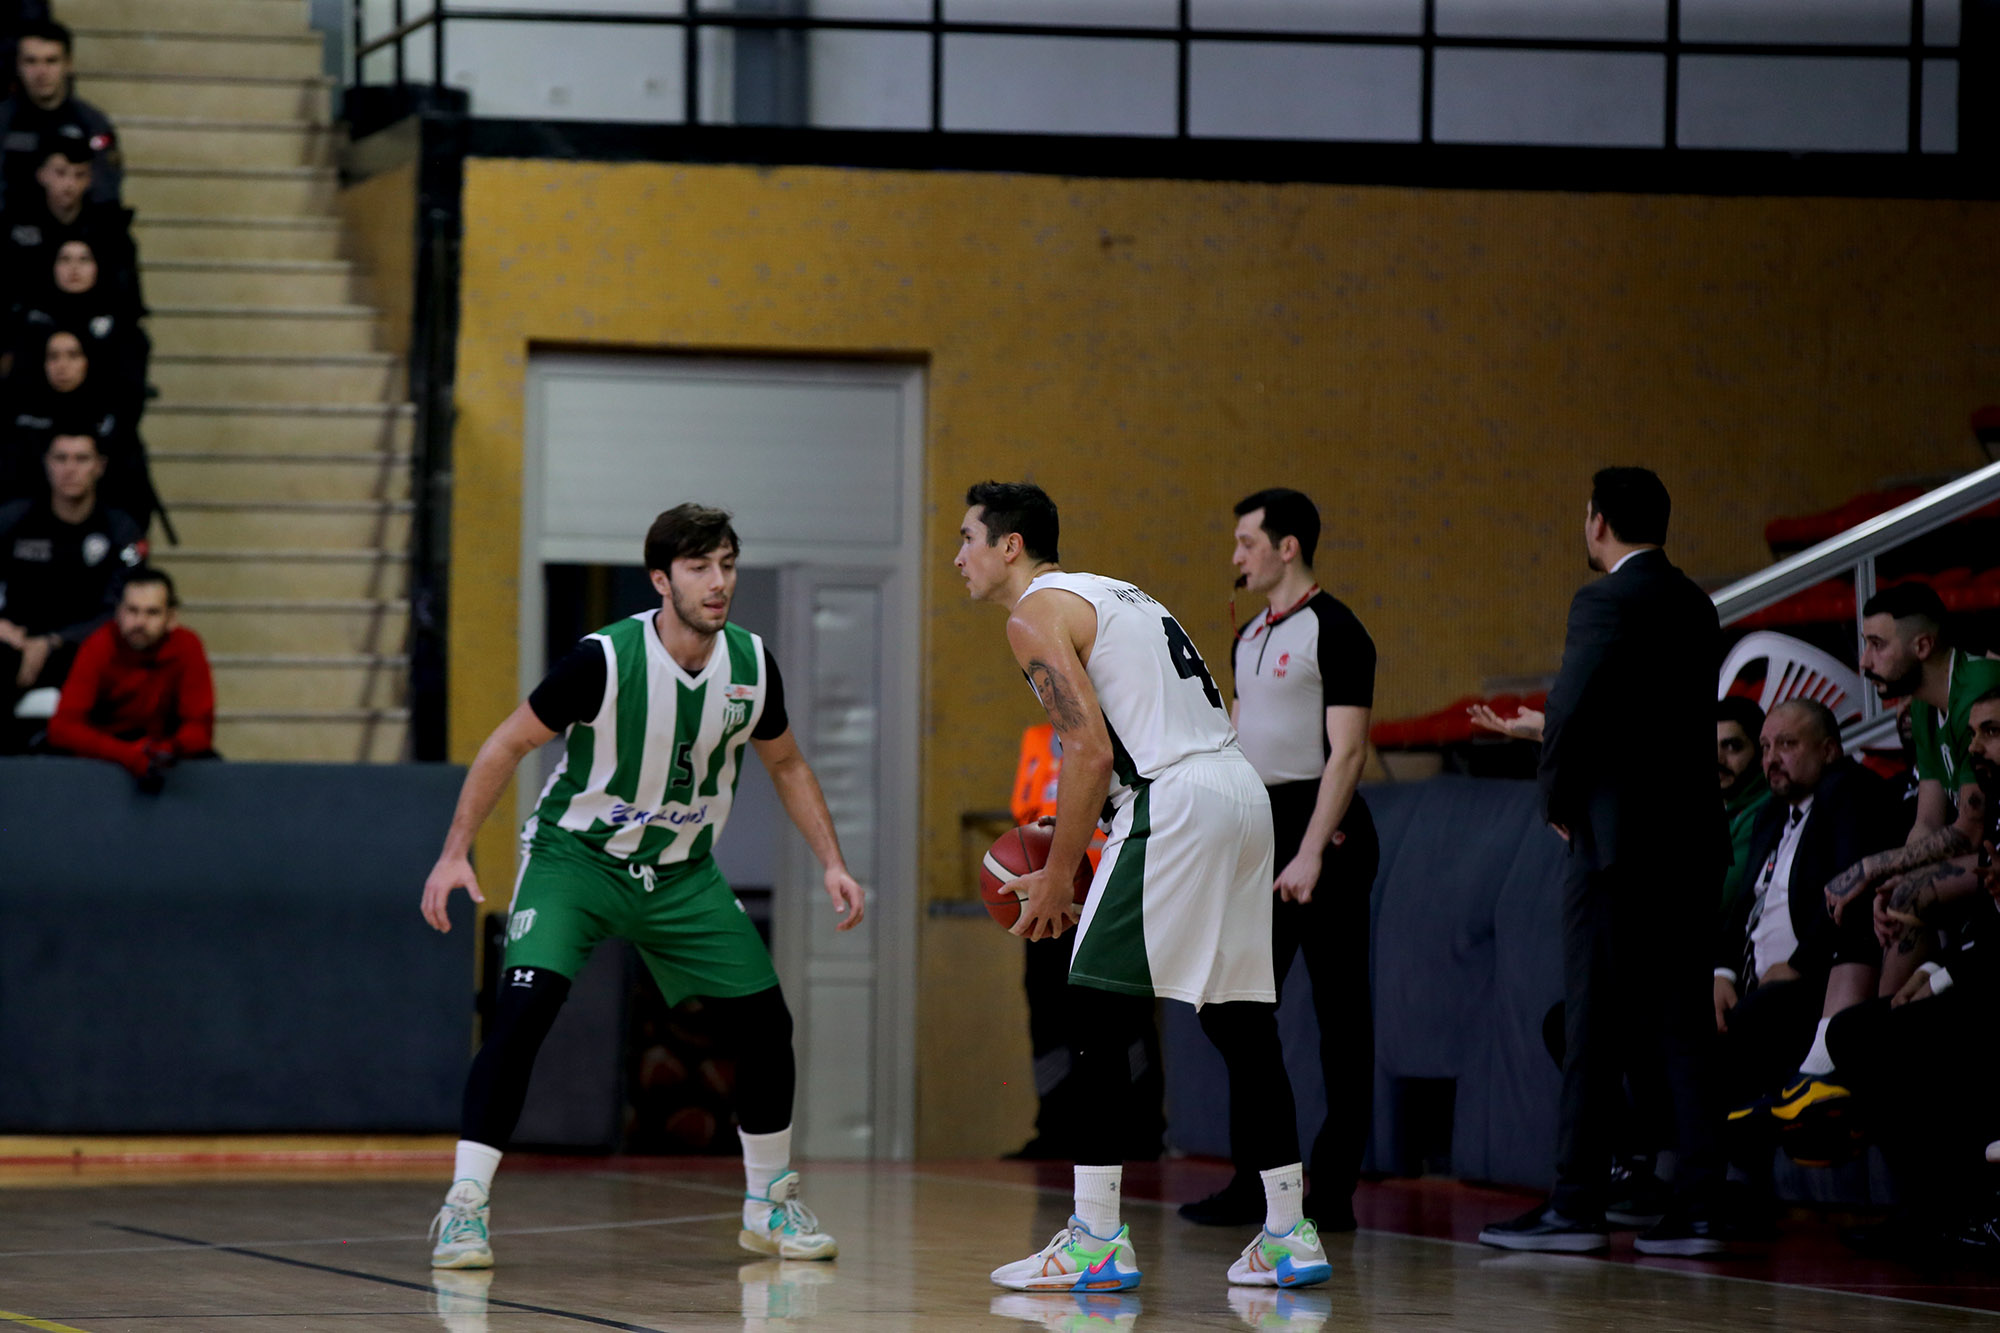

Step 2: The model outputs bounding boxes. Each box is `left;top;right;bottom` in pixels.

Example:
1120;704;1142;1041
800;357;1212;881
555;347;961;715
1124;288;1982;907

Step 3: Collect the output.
1823;687;2000;1255
1478;467;1728;1257
1713;700;1900;1202
1718;696;1773;918
417;503;865;1270
1788;586;2000;1127
48;567;213;788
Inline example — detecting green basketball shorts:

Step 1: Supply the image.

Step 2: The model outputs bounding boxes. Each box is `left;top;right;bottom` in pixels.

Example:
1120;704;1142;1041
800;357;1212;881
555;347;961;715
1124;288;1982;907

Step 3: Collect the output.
502;831;778;1006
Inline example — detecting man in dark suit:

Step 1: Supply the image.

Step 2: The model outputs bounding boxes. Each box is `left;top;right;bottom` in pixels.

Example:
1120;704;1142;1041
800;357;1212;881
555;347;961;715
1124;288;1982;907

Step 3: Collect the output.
1479;467;1728;1257
1713;699;1900;1198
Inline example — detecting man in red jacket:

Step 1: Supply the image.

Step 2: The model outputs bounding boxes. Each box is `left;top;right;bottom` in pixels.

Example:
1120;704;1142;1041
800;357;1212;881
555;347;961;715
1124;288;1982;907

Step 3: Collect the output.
49;566;213;788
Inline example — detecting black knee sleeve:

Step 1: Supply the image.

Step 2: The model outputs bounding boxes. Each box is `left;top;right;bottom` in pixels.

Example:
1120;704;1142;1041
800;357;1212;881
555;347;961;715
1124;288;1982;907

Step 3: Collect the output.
461;965;571;1148
703;986;796;1135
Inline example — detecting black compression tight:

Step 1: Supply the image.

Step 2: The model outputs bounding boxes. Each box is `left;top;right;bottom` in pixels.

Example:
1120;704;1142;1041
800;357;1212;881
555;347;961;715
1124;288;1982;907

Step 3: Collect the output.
461;965;572;1148
1197;1000;1302;1174
460;969;797;1147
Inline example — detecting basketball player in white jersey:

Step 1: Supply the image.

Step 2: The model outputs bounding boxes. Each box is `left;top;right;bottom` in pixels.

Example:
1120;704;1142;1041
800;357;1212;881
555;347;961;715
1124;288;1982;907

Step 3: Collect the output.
957;480;1333;1292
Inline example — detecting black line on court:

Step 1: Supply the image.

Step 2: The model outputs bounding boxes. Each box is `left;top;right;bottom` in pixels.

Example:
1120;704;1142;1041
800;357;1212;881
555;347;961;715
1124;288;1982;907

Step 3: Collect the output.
99;1224;672;1332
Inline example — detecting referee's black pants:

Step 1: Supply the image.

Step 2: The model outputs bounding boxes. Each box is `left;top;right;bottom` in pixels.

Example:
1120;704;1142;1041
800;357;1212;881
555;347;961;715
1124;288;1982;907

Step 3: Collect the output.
1260;779;1380;1208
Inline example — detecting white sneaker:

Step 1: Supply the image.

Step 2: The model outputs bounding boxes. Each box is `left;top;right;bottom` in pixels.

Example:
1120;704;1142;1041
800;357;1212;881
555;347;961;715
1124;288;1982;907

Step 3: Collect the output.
990;1217;1142;1292
739;1170;838;1261
429;1180;493;1270
990;1290;1142;1329
1227;1219;1331;1288
1228;1285;1333;1329
430;1269;493;1333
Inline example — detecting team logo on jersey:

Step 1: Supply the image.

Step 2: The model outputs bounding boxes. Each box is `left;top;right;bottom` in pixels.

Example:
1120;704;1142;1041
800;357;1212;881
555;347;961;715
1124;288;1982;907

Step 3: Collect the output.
91;315;112;339
82;533;110;567
1273;650;1289;679
507;908;537;942
724;700;748;729
10;224;38;247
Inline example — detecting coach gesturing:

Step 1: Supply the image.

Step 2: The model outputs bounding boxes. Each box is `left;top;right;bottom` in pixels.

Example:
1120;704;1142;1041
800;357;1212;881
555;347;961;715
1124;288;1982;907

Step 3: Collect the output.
1479;468;1729;1257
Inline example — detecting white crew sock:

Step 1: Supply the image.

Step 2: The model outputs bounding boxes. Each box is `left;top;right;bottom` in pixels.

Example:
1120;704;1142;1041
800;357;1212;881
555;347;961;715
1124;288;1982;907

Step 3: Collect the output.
1798;1018;1836;1077
452;1140;502;1195
741;1126;793;1228
1261;1163;1305;1235
1074;1165;1123;1238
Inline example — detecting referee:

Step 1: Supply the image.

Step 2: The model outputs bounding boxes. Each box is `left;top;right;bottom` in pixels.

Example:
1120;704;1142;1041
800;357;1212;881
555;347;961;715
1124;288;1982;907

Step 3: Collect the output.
1181;487;1380;1232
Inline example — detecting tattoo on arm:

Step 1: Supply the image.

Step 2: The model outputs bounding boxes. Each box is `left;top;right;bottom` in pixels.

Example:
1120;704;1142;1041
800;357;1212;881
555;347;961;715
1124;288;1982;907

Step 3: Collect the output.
1887;825;1974;874
1024;659;1088;734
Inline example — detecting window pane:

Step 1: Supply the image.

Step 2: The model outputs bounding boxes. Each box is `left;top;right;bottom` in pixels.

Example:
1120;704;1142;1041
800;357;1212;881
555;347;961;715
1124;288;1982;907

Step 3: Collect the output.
1190;41;1422;140
1925;0;1959;46
1190;0;1424;36
810;0;931;16
1921;59;1956;153
811;30;933;129
1433;49;1665;146
946;0;1175;26
1436;0;1663;41
1678;56;1907;151
942;34;1177;135
1679;0;1908;46
445;19;687;121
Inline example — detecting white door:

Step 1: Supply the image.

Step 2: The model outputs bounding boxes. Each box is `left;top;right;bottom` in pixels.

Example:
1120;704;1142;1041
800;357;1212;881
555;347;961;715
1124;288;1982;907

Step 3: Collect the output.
523;353;922;1160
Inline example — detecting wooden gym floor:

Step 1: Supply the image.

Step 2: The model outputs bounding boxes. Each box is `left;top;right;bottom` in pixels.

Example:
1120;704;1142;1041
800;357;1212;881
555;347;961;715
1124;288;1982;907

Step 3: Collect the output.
1;1149;1996;1331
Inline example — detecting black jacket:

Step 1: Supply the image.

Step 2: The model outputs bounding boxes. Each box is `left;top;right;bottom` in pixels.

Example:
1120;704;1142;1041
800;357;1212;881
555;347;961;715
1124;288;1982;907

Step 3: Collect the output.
0;92;122;210
1539;547;1725;873
1716;758;1904;981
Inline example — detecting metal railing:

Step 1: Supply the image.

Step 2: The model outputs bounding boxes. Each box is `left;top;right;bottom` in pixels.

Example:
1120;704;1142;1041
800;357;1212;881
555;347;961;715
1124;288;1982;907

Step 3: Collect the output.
352;1;1961;153
1710;456;2000;745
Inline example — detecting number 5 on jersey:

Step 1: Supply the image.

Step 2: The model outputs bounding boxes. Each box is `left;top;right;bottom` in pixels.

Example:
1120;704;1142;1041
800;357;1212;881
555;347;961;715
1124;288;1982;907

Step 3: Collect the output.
1162;616;1224;712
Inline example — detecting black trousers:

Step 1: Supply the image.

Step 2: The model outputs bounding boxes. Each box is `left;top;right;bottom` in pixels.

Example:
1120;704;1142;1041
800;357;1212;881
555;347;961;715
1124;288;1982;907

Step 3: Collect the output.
1267;781;1379;1202
1827;983;2000;1214
1552;861;1723;1221
0;637;77;751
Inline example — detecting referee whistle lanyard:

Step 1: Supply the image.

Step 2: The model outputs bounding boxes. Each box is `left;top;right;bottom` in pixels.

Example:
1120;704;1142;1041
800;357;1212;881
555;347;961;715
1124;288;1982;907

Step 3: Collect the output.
629;863;658;894
1229;583;1320;642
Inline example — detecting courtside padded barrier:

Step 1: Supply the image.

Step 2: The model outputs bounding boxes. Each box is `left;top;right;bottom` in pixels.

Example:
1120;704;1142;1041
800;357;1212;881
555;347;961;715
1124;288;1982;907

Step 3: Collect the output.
1164;776;1569;1190
1163;775;1888;1204
0;757;471;1132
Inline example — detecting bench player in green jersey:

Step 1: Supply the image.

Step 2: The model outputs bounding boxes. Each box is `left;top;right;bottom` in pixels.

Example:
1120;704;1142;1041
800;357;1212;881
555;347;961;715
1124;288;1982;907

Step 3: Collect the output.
419;503;866;1270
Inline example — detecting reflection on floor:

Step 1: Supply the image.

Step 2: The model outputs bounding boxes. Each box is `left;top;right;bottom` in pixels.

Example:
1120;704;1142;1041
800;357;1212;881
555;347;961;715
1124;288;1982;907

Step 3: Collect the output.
0;1155;1994;1331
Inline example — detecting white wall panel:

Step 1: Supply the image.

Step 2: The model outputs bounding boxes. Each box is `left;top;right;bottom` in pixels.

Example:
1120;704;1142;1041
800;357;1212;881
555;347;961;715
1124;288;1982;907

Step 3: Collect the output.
1190;0;1423;35
445;19;686;121
809;30;933;129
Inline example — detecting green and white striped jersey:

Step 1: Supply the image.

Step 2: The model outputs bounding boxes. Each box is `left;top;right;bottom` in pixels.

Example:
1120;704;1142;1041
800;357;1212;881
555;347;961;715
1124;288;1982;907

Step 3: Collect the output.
524;611;786;865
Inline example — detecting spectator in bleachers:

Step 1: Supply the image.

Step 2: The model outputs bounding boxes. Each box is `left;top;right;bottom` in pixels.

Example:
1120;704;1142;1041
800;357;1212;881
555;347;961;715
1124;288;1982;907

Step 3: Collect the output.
1718;696;1772;917
48;567;213;789
14;238;149;419
1712;699;1901;1208
6;329;152;528
1823;687;2000;1257
0;20;121;212
0;136;138;314
0;429;144;737
1823;585;1999;988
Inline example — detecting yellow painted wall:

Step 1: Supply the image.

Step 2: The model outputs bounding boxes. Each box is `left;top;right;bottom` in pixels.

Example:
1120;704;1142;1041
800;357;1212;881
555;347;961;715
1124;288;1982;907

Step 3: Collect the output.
447;158;1998;1156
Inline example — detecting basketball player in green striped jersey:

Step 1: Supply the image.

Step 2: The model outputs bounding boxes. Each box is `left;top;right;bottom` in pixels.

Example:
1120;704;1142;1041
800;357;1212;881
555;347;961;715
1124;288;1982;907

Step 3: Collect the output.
419;503;865;1270
958;481;1332;1292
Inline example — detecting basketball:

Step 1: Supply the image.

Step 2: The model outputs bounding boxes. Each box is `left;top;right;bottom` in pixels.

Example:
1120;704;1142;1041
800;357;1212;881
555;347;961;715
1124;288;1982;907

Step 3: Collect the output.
979;823;1095;928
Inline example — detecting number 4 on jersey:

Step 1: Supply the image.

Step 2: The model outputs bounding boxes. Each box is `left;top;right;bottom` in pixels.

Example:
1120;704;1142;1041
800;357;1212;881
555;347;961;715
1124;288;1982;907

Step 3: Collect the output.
1161;616;1225;712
